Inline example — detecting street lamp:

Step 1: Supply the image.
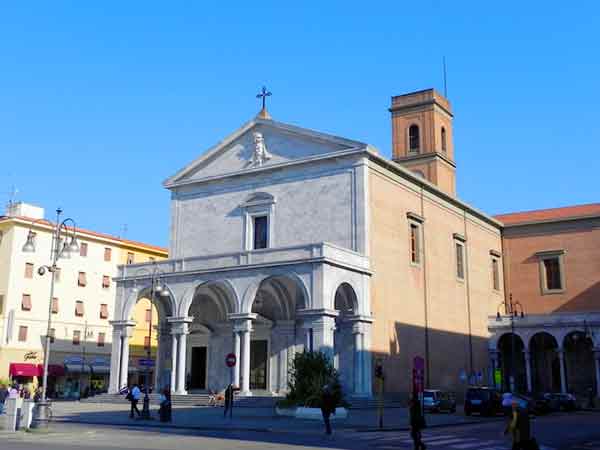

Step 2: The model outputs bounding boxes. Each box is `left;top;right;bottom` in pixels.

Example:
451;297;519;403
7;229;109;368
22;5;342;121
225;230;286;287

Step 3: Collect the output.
496;294;525;394
22;208;79;428
131;262;169;420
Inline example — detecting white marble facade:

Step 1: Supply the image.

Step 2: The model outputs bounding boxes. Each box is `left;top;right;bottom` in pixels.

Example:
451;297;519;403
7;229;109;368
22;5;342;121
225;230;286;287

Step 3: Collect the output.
108;117;375;397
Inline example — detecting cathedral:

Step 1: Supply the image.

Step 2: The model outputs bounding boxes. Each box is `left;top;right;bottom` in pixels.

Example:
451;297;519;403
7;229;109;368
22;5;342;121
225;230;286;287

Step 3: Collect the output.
108;88;599;399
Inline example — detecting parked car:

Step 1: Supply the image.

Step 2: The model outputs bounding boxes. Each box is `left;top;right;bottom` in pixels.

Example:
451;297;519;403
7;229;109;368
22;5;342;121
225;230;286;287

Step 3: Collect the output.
423;390;456;413
464;387;502;416
546;393;578;411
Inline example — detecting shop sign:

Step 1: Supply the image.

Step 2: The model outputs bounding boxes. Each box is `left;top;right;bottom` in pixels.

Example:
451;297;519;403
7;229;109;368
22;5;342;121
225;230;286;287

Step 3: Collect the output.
24;351;38;361
64;356;85;365
139;358;155;367
91;357;109;366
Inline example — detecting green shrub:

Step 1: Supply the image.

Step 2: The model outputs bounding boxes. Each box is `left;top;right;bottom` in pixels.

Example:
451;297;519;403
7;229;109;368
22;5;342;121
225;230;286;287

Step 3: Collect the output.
285;351;344;408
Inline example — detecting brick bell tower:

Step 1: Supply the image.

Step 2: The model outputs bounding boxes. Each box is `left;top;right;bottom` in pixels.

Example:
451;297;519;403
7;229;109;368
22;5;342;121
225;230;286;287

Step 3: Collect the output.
390;89;456;196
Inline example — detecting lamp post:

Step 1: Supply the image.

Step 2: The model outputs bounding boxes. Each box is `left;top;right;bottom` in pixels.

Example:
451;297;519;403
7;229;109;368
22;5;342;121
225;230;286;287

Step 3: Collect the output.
131;262;169;420
22;208;79;428
496;294;525;394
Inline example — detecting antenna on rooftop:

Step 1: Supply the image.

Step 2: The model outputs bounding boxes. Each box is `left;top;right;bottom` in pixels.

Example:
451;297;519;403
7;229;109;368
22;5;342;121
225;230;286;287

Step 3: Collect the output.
443;56;448;98
5;184;19;214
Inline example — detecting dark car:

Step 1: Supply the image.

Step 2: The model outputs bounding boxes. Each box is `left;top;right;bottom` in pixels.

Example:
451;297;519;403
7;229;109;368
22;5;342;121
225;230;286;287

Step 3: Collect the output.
464;387;502;416
423;390;457;413
546;393;578;411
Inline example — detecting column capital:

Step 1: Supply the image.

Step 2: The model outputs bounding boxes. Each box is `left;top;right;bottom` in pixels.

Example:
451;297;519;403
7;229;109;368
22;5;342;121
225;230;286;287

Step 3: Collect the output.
297;308;339;319
168;316;193;335
109;319;136;329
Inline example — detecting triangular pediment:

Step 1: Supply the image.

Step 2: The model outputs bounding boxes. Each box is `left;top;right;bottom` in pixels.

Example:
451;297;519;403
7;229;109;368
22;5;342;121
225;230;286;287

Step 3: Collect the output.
164;118;368;187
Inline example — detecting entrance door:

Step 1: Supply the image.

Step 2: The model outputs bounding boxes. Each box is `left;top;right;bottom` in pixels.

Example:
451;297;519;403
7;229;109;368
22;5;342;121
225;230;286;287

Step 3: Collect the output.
250;340;268;390
190;346;207;390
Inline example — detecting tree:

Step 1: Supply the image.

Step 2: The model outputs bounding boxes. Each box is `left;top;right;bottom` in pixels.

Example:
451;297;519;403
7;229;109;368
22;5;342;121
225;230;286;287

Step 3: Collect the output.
283;351;344;408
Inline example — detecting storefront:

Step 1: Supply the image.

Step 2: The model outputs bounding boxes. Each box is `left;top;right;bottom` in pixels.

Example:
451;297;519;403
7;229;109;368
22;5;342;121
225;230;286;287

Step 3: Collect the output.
8;363;40;388
89;357;110;394
63;356;91;399
38;364;66;398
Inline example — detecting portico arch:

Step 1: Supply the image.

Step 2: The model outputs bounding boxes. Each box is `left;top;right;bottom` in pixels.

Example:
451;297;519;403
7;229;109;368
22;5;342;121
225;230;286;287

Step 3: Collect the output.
183;280;238;392
563;331;595;396
498;332;526;392
333;283;358;393
530;332;560;393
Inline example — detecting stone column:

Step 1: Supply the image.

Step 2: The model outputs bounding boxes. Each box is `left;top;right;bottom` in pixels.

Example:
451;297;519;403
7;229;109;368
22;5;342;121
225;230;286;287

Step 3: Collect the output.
557;349;567;394
240;322;253;396
153;330;161;391
170;333;178;393
305;311;337;360
120;334;131;391
594;349;600;399
353;329;363;395
524;351;532;393
176;333;188;394
108;327;122;394
304;328;312;352
233;331;241;388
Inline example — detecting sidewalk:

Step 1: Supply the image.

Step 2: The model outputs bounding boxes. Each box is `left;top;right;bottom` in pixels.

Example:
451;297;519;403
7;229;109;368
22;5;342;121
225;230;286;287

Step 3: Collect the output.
48;401;490;434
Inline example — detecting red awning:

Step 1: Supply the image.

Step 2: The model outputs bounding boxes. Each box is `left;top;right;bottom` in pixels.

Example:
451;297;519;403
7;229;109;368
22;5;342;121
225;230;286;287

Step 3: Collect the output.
9;363;41;377
38;364;65;376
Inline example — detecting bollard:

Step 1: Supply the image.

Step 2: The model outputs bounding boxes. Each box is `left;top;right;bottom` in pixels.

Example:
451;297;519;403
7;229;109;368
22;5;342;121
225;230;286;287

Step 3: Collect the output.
30;400;52;429
21;400;35;429
4;398;18;431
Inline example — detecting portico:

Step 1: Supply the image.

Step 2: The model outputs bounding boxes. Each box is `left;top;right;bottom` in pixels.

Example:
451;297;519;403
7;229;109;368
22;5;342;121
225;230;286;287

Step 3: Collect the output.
108;242;372;397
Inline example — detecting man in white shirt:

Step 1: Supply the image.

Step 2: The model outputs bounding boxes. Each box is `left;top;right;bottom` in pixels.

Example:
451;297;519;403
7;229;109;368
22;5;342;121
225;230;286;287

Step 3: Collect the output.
129;384;141;418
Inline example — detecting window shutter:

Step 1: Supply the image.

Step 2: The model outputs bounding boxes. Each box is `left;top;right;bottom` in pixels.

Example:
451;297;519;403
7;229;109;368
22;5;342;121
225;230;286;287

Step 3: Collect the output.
49;328;55;343
102;275;110;288
100;304;109;319
51;297;59;313
97;332;105;346
73;330;80;345
19;326;28;342
25;263;34;278
104;247;112;262
144;336;151;349
78;272;87;287
75;301;85;316
80;242;88;257
21;294;32;311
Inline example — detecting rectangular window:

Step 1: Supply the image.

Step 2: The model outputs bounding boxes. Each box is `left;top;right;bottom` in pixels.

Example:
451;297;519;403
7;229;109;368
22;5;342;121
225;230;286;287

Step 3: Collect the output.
49;328;55;344
492;257;500;291
409;223;421;264
126;252;135;265
80;242;88;257
456;242;465;280
145;309;152;323
78;272;87;287
102;275;110;289
252;216;268;250
73;330;81;345
97;332;105;347
100;303;109;319
18;326;28;342
54;267;61;282
21;294;32;311
24;263;34;279
75;300;85;317
104;247;112;262
51;297;59;314
144;336;151;349
544;257;562;290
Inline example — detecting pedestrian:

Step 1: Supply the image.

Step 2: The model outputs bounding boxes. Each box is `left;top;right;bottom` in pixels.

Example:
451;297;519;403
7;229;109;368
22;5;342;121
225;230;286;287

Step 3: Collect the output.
409;393;426;450
320;384;337;436
504;399;532;450
8;384;19;399
223;384;240;419
0;384;8;414
33;387;43;403
159;387;172;422
128;384;141;418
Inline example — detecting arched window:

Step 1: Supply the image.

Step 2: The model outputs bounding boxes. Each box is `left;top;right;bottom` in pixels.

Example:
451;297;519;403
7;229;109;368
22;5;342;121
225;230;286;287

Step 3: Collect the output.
441;127;447;153
408;125;420;152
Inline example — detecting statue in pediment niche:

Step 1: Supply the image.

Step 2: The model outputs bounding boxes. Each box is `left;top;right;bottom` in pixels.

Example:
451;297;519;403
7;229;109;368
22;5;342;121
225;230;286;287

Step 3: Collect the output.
251;132;272;167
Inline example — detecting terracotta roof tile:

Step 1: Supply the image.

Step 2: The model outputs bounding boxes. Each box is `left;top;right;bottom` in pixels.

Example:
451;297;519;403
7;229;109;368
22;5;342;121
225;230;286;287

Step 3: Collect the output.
494;203;600;226
0;215;167;254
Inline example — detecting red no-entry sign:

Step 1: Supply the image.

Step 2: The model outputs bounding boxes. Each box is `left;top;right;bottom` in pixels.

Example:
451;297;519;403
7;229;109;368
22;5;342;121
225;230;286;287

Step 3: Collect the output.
226;353;237;368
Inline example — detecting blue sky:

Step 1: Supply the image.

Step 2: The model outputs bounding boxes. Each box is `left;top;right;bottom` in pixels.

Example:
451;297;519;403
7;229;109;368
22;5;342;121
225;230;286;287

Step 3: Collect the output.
1;2;598;247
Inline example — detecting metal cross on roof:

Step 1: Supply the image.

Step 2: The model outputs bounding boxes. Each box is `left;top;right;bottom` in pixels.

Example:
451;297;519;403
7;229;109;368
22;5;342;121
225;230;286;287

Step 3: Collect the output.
256;86;272;110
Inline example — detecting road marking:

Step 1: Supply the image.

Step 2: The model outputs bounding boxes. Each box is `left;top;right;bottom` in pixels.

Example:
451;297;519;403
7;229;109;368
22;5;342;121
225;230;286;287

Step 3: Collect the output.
450;441;499;449
424;437;477;445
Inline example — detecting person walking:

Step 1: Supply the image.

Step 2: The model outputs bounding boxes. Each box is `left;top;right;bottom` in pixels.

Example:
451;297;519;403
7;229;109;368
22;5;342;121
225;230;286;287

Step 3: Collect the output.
504;399;533;450
128;384;141;418
409;393;426;450
158;387;171;422
8;384;19;399
320;384;337;436
0;384;8;414
223;384;239;419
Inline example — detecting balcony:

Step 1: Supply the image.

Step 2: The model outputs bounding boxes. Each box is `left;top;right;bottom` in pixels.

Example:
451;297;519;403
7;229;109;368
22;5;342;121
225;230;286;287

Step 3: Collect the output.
116;242;370;280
